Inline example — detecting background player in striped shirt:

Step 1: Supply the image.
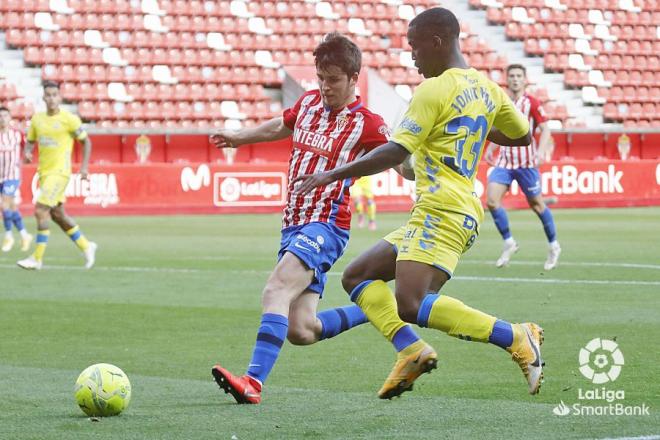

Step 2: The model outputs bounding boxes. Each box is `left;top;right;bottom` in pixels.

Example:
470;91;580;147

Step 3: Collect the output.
296;8;545;398
0;106;32;252
17;81;96;270
484;64;561;270
209;33;390;404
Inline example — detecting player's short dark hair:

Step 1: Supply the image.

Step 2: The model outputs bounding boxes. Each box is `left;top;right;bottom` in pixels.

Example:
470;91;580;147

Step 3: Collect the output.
0;106;9;113
43;80;60;90
507;64;527;75
313;32;361;77
409;7;460;40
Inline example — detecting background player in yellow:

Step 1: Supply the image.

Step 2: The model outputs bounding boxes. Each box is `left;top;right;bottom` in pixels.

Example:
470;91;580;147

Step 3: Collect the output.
351;176;377;230
17;81;97;270
295;8;546;399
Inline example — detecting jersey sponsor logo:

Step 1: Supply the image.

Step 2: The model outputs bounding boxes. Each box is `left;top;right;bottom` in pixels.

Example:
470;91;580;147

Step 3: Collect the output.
378;124;390;137
214;172;286;207
399;117;422;135
181;164;211;192
292;128;334;154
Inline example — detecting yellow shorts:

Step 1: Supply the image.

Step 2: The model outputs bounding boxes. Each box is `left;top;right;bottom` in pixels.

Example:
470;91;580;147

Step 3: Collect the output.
383;208;479;277
37;174;69;207
350;176;374;199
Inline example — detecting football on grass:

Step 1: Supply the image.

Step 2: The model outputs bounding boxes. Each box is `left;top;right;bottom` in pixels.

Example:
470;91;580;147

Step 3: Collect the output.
74;363;131;417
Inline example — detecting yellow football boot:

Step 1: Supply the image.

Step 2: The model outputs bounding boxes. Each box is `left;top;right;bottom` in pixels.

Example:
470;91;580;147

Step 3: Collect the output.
507;323;545;395
378;343;438;399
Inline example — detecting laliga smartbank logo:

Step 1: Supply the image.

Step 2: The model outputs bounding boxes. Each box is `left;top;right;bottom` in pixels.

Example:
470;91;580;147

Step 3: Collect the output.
552;339;650;417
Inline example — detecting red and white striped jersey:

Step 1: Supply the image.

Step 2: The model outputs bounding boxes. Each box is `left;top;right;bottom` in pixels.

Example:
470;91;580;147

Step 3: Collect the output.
282;90;389;230
0;128;24;181
494;93;547;169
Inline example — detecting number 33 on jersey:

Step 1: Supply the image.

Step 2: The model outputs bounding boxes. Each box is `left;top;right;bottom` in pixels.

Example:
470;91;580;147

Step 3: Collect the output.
391;68;530;223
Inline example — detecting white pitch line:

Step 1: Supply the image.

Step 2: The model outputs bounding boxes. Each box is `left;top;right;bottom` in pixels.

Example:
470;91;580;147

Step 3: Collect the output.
462;260;660;270
594;436;660;440
2;264;659;286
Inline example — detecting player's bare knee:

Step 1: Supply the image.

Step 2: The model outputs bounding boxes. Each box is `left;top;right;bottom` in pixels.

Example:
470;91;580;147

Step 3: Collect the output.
286;326;316;346
341;262;367;294
486;198;499;211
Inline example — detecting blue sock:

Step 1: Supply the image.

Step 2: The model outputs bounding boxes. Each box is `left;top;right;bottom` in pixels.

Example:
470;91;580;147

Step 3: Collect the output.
317;305;367;340
246;313;288;384
12;211;25;232
490;207;512;240
489;319;514;349
537;208;557;242
392;325;420;352
2;210;12;232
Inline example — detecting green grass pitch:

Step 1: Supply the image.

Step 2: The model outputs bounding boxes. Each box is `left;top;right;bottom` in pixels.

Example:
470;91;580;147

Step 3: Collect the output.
1;208;658;439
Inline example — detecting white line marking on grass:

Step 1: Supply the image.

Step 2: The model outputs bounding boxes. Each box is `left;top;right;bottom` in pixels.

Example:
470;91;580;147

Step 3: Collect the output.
594;436;660;440
2;264;659;286
462;260;660;270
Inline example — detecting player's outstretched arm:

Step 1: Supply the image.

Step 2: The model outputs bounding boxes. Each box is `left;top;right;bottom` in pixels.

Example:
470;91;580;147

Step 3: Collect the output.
294;141;409;194
210;117;292;149
394;154;415;181
487;128;531;146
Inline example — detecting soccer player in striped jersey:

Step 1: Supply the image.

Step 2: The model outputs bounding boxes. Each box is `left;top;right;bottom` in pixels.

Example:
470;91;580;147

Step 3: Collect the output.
484;64;561;270
296;8;545;398
17;81;96;270
0;106;32;252
209;33;390;404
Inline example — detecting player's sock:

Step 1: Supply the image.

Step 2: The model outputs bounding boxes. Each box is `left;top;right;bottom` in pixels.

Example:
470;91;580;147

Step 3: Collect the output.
417;293;496;343
2;210;12;233
11;210;26;234
355;198;365;216
366;198;376;222
34;229;50;261
350;280;421;352
317;305;368;340
536;207;557;242
245;313;288;384
490;207;512;240
66;225;90;252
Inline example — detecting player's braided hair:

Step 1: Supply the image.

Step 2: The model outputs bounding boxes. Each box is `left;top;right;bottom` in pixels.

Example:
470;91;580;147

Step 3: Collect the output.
409;7;460;39
313;32;361;77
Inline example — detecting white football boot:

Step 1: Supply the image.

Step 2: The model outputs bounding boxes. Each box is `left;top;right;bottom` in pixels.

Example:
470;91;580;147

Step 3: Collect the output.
17;255;42;270
544;241;561;271
2;235;14;252
496;239;519;268
84;242;97;269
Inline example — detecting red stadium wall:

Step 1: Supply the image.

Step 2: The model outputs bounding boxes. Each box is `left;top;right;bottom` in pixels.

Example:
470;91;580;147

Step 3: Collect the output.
65;131;660;165
16;160;660;216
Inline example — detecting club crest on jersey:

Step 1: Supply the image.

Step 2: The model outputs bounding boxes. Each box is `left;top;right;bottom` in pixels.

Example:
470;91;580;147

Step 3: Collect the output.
293;128;334;155
336;114;348;133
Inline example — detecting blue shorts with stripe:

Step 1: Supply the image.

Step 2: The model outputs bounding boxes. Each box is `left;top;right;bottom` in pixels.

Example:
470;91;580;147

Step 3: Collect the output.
278;222;349;296
488;166;542;197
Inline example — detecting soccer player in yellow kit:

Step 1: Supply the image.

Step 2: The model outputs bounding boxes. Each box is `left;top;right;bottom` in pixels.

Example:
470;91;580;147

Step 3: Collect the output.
351;176;377;230
17;81;97;270
295;8;545;399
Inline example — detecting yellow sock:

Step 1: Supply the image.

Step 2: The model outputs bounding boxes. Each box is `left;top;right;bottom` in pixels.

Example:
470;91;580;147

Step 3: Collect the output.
355;198;365;215
353;280;407;342
66;225;90;252
33;229;50;262
366;198;376;222
426;295;496;343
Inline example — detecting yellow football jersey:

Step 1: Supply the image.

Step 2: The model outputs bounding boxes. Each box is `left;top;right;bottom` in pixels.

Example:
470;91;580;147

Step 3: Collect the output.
392;68;529;222
27;109;87;177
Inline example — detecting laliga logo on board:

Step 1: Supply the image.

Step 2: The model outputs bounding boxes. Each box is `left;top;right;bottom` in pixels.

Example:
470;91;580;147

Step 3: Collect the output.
213;172;286;207
579;338;624;384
